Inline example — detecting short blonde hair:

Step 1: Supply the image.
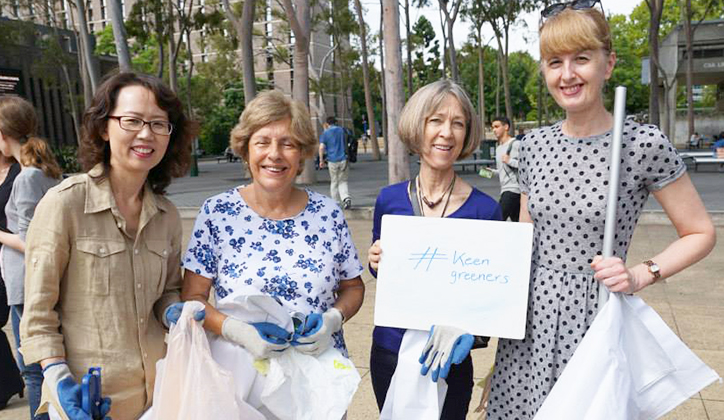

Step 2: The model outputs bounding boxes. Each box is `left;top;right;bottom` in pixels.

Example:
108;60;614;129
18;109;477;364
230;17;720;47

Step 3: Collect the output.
398;80;480;160
539;8;611;60
230;90;316;163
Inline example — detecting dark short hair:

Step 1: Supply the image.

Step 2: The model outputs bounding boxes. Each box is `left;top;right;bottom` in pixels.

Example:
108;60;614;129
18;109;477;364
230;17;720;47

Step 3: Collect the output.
326;116;337;125
492;116;510;127
79;72;198;195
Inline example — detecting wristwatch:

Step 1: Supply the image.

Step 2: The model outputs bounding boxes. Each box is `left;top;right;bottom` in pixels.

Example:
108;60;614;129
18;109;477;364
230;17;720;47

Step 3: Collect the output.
643;260;661;281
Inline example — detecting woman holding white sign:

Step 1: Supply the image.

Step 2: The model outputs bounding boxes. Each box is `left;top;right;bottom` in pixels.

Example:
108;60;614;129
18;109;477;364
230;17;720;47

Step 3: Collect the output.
486;3;716;419
367;80;502;419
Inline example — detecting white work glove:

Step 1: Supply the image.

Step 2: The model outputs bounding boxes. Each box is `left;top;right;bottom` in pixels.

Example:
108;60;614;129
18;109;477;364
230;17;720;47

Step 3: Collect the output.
221;317;292;360
419;325;474;382
294;308;344;356
42;362;111;420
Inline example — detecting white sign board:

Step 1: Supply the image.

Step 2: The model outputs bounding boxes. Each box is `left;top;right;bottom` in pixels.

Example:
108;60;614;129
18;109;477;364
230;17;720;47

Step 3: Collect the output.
374;215;533;339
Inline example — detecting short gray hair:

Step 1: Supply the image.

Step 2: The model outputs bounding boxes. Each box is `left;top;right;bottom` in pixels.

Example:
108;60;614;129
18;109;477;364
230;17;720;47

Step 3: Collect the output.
397;80;481;160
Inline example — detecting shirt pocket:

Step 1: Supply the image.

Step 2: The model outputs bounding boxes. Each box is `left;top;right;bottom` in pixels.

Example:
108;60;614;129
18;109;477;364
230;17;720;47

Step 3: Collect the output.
146;240;170;295
75;238;127;296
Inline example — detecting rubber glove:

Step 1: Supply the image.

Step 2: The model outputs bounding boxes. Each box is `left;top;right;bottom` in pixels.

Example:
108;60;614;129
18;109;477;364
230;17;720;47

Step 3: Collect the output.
222;317;292;360
294;308;343;356
419;325;474;382
163;302;206;327
42;362;112;420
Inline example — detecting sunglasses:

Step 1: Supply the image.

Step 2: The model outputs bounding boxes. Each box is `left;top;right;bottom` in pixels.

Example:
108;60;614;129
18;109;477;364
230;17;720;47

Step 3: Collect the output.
541;0;603;18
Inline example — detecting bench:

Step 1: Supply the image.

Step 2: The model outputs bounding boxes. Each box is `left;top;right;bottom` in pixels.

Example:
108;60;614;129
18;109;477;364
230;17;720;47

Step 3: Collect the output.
691;157;724;172
452;159;495;172
680;151;714;159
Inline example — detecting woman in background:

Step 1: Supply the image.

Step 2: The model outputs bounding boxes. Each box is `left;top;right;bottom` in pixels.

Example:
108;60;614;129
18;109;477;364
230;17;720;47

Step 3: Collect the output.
0;95;61;420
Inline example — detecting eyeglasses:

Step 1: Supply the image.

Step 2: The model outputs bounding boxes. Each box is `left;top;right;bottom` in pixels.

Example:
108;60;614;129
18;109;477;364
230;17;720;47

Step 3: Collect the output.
541;0;603;18
109;116;173;136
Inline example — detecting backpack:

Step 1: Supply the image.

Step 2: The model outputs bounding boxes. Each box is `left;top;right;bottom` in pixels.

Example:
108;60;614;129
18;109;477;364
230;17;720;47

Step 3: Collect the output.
505;139;519;175
344;128;358;163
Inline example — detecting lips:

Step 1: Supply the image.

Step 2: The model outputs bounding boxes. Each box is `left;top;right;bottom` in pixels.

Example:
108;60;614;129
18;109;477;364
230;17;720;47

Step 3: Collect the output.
131;146;154;157
262;165;288;174
433;145;454;152
560;84;583;96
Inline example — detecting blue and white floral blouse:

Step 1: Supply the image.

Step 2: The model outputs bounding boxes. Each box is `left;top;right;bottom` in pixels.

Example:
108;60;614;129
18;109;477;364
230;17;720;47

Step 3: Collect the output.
183;187;364;354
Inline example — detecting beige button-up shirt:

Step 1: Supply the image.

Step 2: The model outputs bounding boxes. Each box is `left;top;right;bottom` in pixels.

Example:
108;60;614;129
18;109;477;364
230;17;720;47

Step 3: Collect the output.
20;165;182;420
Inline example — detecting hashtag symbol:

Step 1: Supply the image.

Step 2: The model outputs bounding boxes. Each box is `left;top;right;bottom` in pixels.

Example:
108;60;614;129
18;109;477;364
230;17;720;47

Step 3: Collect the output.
409;247;447;272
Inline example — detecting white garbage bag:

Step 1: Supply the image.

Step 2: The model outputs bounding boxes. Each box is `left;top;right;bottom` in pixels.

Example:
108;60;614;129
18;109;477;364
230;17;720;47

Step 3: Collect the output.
148;301;247;420
380;329;448;420
261;347;361;420
534;293;721;420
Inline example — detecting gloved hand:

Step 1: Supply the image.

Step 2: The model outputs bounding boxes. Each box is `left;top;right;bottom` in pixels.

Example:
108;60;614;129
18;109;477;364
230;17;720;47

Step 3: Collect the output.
222;317;291;360
42;362;111;420
294;308;343;356
419;325;474;382
163;302;206;327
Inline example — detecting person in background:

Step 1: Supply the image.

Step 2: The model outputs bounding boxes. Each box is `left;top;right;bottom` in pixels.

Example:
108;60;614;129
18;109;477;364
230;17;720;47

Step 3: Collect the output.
0;152;22;410
486;4;716;419
487;116;521;222
20;72;197;420
515;127;526;141
319;116;352;209
0;95;62;420
367;80;501;419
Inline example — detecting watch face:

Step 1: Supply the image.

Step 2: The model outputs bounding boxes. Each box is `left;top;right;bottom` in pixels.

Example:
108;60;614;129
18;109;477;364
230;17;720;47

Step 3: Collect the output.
650;263;660;273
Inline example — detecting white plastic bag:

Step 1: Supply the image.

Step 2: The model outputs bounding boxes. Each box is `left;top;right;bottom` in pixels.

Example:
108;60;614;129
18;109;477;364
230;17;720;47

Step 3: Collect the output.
149;301;243;420
533;293;720;420
260;347;361;420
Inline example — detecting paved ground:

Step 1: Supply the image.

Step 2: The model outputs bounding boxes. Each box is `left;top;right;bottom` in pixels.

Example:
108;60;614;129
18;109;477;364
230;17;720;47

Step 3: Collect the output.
2;151;722;419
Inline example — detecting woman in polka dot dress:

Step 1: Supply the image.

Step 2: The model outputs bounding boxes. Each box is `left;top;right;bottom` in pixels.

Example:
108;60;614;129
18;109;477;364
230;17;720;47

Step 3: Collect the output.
486;5;716;420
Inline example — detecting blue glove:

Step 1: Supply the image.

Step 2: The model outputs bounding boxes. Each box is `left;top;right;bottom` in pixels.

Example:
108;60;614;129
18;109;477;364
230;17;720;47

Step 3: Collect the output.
222;318;292;359
164;302;205;327
42;362;112;420
294;308;343;356
419;325;474;382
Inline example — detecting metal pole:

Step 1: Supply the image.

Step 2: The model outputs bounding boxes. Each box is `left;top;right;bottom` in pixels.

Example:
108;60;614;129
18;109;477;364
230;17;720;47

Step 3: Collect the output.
598;86;627;311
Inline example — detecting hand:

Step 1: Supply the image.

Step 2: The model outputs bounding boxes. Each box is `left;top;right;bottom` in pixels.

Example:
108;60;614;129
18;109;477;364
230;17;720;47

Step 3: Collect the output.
419;325;474;382
163;302;206;327
368;240;382;272
319;160;325;169
42;362;111;420
591;255;642;294
294;308;343;356
222;317;291;360
502;154;510;164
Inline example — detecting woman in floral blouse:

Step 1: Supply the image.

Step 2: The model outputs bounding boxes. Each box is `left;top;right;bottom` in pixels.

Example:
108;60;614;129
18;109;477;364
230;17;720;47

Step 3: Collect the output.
182;91;364;370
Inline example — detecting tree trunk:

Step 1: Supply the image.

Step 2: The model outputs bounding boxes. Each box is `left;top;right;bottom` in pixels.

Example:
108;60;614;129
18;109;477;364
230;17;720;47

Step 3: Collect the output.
168;0;177;92
683;0;695;139
354;0;381;160
108;0;132;71
379;1;388;154
223;0;256;105
438;7;448;78
647;0;663;127
73;0;99;92
495;53;500;116
281;0;314;183
65;2;93;106
438;0;461;82
382;0;409;184
477;26;486;135
155;1;165;78
495;31;513;132
404;0;413;97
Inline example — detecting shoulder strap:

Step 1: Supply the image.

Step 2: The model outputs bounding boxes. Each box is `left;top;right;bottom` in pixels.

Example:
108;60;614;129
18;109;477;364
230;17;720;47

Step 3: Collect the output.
408;178;422;217
506;139;519;155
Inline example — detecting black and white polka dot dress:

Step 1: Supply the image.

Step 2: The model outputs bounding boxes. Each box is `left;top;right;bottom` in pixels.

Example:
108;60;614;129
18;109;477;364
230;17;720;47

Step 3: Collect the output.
486;121;685;420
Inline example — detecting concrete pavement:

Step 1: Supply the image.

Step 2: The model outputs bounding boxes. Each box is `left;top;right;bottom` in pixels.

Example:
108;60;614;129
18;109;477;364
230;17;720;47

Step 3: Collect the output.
2;152;722;419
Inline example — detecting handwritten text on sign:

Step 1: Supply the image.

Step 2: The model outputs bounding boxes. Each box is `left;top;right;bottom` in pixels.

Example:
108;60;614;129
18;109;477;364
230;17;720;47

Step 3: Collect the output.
374;215;533;339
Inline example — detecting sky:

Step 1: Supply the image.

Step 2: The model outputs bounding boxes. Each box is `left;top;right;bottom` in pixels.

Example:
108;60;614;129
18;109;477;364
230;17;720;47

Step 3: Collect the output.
362;0;642;61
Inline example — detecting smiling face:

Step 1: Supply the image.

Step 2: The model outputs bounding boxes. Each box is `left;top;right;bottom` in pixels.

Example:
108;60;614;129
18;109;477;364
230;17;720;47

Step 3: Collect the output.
542;48;615;115
247;118;301;193
419;95;467;171
104;85;170;178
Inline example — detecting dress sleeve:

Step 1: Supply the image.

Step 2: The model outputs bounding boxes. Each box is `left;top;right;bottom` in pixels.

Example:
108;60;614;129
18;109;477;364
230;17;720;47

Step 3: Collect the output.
182;200;219;281
518;137;530;195
13;172;47;240
19;190;70;363
639;125;686;192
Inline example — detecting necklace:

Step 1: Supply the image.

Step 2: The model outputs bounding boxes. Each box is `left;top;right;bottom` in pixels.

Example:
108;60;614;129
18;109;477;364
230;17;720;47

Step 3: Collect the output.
417;174;456;218
418;174;456;208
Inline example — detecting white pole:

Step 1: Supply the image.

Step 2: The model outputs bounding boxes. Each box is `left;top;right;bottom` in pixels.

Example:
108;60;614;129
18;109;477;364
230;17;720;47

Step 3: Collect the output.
598;86;627;311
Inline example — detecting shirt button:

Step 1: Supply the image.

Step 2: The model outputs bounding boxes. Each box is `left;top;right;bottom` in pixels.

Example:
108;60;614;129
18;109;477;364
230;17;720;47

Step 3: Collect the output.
117;222;122;228
134;249;139;255
99;248;106;254
143;352;148;358
137;283;142;289
140;318;144;324
162;249;168;257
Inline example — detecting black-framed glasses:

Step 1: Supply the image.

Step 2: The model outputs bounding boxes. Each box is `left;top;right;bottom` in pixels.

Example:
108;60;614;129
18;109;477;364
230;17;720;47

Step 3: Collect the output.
108;116;173;136
541;0;603;18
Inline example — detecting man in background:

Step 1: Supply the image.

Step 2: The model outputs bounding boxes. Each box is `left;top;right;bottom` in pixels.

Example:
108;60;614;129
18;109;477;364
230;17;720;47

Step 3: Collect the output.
488;116;520;221
319;116;352;209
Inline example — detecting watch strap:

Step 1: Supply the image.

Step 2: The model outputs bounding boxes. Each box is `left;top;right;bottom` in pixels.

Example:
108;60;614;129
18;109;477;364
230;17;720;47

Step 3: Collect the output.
643;260;661;280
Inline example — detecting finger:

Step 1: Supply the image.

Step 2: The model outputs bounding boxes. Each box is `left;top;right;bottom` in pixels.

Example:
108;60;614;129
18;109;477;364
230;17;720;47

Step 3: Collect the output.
301;315;323;336
438;358;452;381
194;309;206;322
593;265;627;281
590;255;604;267
99;398;112;417
602;273;630;288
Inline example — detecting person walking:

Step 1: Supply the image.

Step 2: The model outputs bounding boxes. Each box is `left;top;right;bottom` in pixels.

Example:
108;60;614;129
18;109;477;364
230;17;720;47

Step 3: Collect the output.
487;116;521;222
319;116;352;209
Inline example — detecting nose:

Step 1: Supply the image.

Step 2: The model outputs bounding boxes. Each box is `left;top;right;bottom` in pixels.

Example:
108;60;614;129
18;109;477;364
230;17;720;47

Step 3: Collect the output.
439;119;453;138
561;59;575;81
267;140;283;159
137;122;154;138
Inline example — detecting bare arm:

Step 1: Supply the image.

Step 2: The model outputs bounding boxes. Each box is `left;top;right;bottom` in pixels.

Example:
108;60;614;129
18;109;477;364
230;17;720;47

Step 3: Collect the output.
181;270;226;336
334;276;365;322
519;193;532;223
319;143;326;168
0;230;24;252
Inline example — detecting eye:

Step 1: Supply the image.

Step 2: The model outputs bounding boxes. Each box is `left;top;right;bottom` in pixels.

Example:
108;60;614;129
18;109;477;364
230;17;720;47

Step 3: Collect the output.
547;58;562;67
453;120;466;129
427;117;442;124
576;55;590;63
122;117;143;128
282;139;298;148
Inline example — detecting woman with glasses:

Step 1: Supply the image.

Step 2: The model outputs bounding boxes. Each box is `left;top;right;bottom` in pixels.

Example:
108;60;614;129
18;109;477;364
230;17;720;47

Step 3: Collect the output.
19;72;197;419
0;95;62;420
486;3;715;419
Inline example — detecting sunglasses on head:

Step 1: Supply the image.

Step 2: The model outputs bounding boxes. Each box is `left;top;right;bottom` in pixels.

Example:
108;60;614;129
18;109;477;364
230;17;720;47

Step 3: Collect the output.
541;0;603;18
